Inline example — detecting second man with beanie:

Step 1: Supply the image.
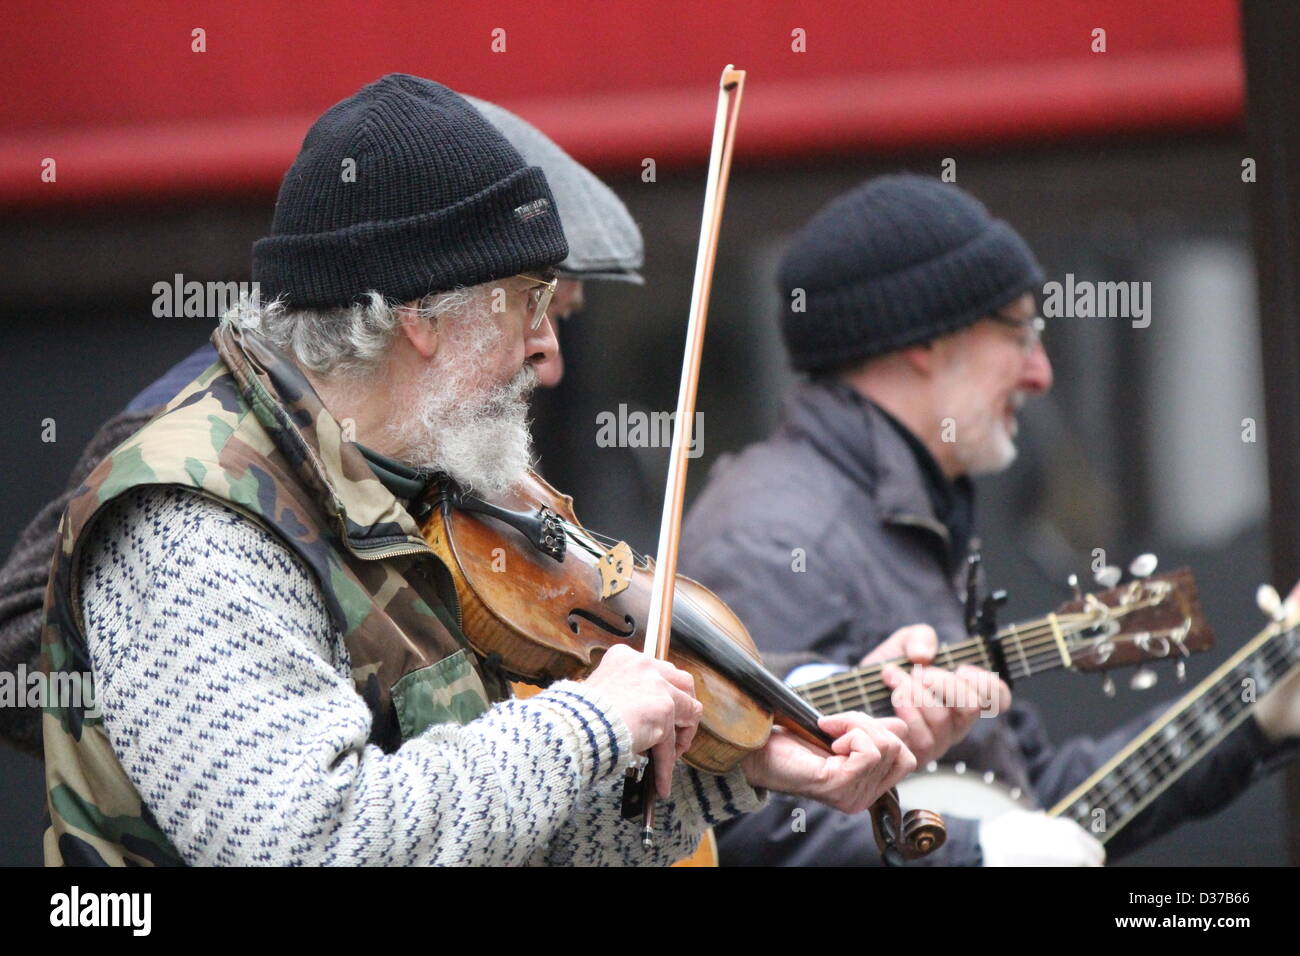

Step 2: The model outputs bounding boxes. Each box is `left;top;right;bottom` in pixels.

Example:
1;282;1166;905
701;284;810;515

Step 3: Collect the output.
681;173;1286;866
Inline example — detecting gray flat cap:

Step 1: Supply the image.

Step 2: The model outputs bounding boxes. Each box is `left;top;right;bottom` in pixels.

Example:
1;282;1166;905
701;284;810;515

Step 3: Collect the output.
466;96;643;284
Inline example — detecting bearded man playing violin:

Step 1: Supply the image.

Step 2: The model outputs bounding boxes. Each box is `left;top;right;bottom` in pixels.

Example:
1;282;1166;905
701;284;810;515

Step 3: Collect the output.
38;74;918;867
0;93;630;763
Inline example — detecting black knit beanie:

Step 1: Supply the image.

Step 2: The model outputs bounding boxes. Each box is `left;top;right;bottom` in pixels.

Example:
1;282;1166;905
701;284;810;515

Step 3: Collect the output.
778;174;1043;373
252;74;568;308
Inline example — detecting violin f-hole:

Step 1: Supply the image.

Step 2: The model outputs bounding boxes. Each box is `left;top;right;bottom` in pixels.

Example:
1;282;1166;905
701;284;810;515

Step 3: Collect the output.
568;608;637;638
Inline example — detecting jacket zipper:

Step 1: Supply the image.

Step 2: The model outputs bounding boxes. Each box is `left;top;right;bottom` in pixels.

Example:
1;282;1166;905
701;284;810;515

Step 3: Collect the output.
337;527;465;632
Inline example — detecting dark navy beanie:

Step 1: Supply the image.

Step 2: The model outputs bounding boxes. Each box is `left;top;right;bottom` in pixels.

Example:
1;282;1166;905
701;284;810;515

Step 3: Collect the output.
777;174;1043;373
253;74;568;309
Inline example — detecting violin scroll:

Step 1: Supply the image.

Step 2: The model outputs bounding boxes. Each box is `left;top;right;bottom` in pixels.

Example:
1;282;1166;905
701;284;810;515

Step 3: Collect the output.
870;790;948;865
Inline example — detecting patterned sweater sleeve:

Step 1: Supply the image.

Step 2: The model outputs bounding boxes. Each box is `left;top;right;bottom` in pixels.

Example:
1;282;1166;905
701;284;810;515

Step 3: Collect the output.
78;485;760;866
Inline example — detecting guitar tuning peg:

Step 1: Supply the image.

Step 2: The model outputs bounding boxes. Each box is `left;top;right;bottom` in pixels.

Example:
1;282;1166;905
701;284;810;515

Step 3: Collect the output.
1094;565;1122;590
1176;660;1186;683
1067;573;1082;601
1128;553;1158;579
1129;666;1157;691
1257;584;1284;622
1102;675;1116;698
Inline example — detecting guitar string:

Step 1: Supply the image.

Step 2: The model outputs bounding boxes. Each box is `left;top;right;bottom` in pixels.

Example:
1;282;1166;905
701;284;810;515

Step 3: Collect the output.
1065;648;1285;830
797;627;1074;708
796;609;1171;708
806;608;1183;693
799;635;1191;715
797;627;1156;713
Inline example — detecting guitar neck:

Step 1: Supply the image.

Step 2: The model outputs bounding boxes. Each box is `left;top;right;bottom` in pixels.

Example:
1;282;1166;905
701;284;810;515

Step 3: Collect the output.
1048;618;1300;844
794;614;1083;718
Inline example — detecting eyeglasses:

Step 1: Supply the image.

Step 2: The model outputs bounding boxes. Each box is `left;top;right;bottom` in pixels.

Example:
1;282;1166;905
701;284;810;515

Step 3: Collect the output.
515;273;558;330
987;311;1046;354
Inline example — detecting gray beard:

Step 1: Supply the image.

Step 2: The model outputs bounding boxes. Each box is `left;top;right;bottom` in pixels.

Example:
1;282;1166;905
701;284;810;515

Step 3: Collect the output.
387;301;536;499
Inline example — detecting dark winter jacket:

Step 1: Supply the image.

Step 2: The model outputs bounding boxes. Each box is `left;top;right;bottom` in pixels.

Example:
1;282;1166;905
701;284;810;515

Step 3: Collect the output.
679;379;1279;865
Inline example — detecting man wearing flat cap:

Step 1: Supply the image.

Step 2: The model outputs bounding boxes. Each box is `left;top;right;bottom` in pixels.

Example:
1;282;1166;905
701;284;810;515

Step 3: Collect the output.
29;75;916;866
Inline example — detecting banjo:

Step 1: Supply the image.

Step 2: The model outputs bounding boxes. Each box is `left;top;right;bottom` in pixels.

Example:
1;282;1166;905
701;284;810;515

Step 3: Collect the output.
909;583;1300;837
1048;584;1300;843
897;761;1034;819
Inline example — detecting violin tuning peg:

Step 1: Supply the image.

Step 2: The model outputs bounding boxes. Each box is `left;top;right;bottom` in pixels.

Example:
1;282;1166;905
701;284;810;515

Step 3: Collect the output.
1128;553;1158;579
1094;566;1122;590
1067;573;1082;601
1129;666;1157;691
1257;584;1284;622
1101;675;1117;698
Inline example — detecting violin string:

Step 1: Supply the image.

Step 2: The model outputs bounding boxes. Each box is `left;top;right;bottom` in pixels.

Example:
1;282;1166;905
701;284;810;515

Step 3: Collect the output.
556;518;652;565
552;518;825;725
563;528;606;560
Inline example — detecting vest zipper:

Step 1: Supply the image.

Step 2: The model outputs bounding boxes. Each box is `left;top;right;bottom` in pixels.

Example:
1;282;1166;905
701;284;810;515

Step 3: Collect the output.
342;536;465;632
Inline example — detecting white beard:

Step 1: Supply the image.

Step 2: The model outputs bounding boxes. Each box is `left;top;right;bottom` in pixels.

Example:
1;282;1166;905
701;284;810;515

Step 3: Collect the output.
951;402;1018;476
386;297;536;498
938;370;1022;477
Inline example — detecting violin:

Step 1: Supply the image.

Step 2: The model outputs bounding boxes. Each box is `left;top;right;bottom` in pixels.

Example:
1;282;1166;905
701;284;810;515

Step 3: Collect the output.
421;469;946;862
426;64;943;864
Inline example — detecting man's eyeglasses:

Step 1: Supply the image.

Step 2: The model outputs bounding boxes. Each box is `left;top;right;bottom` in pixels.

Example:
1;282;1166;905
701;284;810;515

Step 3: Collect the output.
987;311;1045;354
515;273;558;330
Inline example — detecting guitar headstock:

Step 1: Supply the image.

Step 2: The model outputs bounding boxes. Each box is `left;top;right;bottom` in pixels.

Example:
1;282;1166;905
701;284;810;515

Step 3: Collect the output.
1051;566;1214;675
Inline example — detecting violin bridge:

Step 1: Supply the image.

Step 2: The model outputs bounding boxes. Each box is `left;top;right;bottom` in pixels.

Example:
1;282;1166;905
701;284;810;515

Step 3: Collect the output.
598;541;634;599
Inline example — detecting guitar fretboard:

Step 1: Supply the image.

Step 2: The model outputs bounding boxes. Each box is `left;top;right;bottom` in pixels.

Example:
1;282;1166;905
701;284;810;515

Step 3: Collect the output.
794;612;1102;718
1050;620;1300;843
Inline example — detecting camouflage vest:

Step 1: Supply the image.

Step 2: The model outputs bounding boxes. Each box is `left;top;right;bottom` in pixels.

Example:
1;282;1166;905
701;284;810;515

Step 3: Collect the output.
41;323;507;866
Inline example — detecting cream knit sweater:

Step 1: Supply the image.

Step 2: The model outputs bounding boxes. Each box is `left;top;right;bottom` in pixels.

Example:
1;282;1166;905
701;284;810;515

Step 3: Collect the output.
77;485;762;865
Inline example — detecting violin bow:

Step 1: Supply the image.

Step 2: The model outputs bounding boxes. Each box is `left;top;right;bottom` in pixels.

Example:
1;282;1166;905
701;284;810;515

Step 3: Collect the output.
623;65;745;848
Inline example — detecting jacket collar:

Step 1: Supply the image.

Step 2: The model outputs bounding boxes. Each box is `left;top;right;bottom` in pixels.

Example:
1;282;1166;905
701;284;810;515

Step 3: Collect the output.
782;380;951;546
212;323;430;556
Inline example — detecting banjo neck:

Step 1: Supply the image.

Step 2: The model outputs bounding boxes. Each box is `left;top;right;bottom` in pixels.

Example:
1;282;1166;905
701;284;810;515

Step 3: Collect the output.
1048;606;1300;844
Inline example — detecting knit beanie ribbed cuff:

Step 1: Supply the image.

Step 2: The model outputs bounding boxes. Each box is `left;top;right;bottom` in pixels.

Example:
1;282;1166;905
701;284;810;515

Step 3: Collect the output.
778;173;1045;373
788;221;1044;371
252;166;566;308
